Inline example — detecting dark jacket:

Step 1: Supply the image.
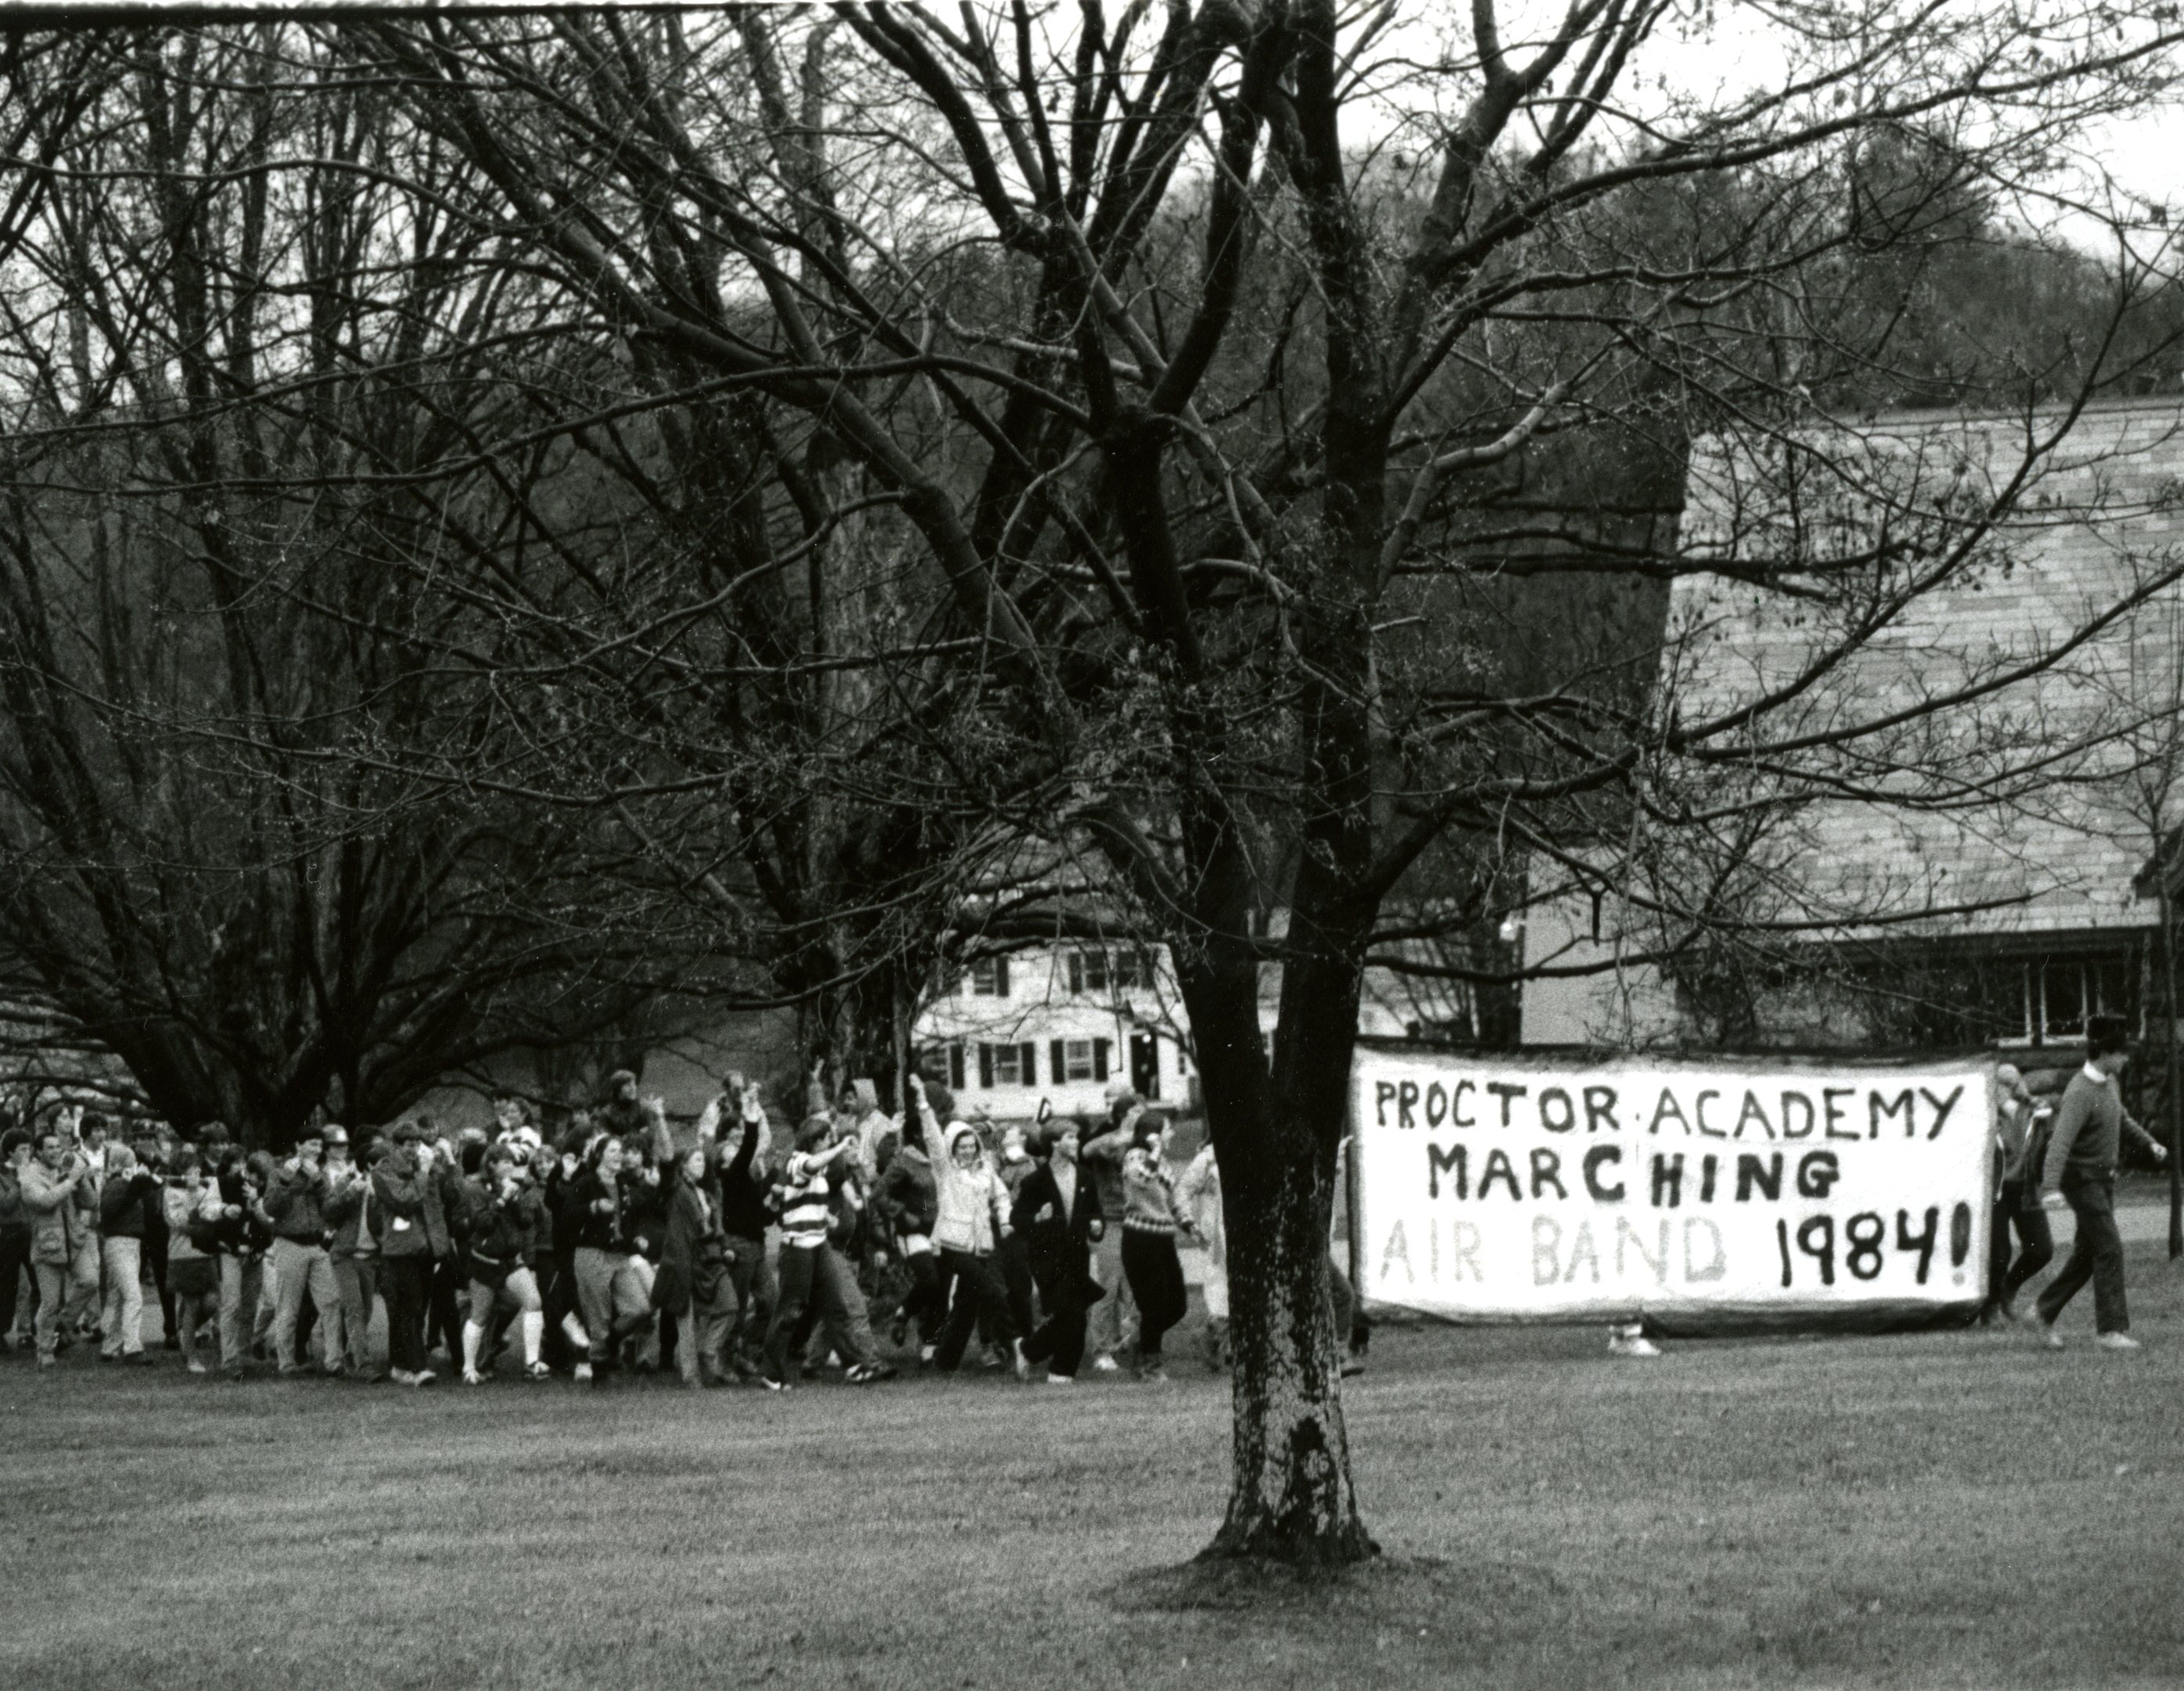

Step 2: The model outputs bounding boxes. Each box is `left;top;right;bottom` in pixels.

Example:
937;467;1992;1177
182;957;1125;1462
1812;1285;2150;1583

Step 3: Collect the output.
99;1168;160;1241
874;1145;938;1239
562;1168;647;1255
715;1119;771;1243
653;1180;727;1313
1010;1160;1103;1312
263;1161;332;1242
371;1156;453;1258
460;1177;545;1268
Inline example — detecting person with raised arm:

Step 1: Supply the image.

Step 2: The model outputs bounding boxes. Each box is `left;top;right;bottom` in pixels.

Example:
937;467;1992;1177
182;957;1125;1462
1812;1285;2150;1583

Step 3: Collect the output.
20;1117;92;1370
908;1073;1023;1378
459;1141;551;1383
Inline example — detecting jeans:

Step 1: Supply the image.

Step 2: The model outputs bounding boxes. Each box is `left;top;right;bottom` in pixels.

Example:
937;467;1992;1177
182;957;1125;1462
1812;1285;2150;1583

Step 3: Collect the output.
572;1248;653;1367
933;1247;1015;1372
61;1234;102;1335
1120;1228;1185;1360
893;1249;943;1345
2036;1176;2129;1334
723;1234;768;1367
332;1254;382;1373
1992;1179;2057;1312
269;1238;341;1371
674;1273;733;1385
99;1237;145;1356
217;1253;266;1372
1085;1226;1138;1357
32;1261;69;1359
381;1253;433;1374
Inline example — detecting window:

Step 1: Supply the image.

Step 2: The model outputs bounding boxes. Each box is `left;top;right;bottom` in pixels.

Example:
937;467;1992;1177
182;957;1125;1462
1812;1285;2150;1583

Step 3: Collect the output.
969;957;1010;998
1049;1037;1109;1083
1112;946;1153;989
977;1041;1035;1087
2035;955;2132;1043
1844;944;2137;1048
1067;948;1108;994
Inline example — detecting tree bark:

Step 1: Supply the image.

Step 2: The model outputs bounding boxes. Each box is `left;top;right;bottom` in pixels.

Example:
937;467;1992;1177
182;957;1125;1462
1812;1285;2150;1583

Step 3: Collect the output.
1204;1112;1376;1564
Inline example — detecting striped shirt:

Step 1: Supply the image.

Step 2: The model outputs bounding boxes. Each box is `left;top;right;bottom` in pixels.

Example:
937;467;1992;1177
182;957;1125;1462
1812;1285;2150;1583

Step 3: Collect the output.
778;1153;832;1249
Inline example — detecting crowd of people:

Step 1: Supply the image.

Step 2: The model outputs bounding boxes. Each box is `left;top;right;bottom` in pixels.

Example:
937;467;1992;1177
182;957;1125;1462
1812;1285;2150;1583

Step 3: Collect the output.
0;1066;1372;1391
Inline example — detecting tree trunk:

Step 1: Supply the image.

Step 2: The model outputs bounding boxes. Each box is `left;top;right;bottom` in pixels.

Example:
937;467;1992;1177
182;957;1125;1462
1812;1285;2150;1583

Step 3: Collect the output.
1203;1115;1377;1565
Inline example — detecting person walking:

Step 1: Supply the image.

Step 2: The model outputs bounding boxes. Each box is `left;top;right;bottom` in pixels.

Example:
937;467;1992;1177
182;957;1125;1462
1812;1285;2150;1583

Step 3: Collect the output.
564;1135;655;1386
2031;1014;2170;1349
1010;1120;1103;1383
325;1133;385;1378
459;1142;550;1383
1982;1064;2056;1325
656;1145;733;1388
1174;1137;1228;1371
210;1148;274;1380
873;1108;941;1362
1117;1112;1193;1382
1081;1091;1143;1372
909;1075;1022;1378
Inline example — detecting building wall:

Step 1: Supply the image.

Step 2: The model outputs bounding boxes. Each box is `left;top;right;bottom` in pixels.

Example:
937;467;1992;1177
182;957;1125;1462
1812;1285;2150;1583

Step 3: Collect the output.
1521;399;2184;1051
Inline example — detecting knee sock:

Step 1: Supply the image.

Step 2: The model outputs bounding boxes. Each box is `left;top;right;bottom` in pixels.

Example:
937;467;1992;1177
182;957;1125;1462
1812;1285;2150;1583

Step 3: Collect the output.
461;1320;484;1375
561;1311;590;1352
521;1310;543;1367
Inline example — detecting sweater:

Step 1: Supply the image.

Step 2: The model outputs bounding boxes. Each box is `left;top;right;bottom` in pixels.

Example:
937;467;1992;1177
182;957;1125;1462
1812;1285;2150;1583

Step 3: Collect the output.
2042;1066;2161;1190
1121;1145;1186;1234
264;1162;332;1241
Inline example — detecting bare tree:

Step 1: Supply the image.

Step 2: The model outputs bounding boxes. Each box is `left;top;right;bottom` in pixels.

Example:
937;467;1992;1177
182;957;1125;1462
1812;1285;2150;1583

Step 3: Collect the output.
335;0;2184;1564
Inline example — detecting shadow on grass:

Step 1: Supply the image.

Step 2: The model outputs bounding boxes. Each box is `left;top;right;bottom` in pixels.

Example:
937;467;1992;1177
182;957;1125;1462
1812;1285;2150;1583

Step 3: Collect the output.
1105;1550;1572;1632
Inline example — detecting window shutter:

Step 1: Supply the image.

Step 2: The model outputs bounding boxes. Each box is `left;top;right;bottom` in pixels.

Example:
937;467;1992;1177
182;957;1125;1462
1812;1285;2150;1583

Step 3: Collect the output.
1093;1038;1110;1081
1067;953;1083;994
994;956;1010;998
949;1044;966;1091
1049;1040;1067;1085
1019;1042;1036;1085
978;1043;995;1088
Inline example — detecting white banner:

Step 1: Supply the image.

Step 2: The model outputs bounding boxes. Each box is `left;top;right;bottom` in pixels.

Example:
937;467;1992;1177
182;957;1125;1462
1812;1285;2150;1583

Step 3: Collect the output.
1350;1047;1993;1327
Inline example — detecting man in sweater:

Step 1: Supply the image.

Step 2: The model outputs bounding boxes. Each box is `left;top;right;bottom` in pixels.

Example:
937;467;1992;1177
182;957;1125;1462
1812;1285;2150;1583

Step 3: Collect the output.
2031;1014;2169;1349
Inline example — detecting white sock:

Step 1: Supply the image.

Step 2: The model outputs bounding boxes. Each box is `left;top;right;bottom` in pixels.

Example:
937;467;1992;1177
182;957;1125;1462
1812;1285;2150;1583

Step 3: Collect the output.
461;1320;483;1374
521;1310;543;1367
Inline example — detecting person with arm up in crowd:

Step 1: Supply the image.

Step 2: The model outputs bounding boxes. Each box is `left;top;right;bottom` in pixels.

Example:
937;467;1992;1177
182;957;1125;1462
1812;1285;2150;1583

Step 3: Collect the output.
264;1129;342;1376
95;1142;158;1363
459;1142;550;1384
909;1073;1023;1378
2031;1014;2170;1349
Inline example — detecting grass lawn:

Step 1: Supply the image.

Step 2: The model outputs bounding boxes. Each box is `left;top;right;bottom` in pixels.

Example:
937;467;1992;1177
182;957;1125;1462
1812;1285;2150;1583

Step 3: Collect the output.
8;1245;2184;1691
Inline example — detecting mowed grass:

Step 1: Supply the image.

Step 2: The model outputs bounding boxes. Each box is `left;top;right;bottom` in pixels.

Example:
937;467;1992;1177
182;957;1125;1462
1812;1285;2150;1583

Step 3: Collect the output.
8;1247;2184;1691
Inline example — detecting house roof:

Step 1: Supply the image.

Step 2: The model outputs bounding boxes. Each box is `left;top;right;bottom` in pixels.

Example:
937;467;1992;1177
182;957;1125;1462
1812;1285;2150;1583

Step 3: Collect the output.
1666;397;2184;942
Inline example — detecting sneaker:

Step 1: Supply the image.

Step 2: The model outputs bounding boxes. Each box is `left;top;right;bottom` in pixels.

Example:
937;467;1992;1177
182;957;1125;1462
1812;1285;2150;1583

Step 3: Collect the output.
461;1369;484;1386
389;1368;417;1386
1137;1360;1168;1383
525;1361;553;1381
1011;1339;1031;1382
2039;1322;2065;1350
1608;1327;1661;1358
37;1355;56;1371
2095;1331;2142;1351
857;1362;898;1384
572;1363;594;1384
918;1343;937;1366
186;1360;209;1376
124;1351;152;1366
1091;1353;1121;1374
411;1369;436;1388
1045;1373;1076;1385
759;1375;788;1392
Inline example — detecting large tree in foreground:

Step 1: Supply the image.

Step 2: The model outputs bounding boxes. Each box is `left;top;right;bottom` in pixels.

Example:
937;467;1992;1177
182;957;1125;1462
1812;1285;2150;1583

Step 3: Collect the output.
99;0;2154;1559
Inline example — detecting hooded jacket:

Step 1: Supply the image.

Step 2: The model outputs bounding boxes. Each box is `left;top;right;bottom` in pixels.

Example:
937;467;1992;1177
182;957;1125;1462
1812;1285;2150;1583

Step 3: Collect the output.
20;1159;88;1266
914;1098;1008;1256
